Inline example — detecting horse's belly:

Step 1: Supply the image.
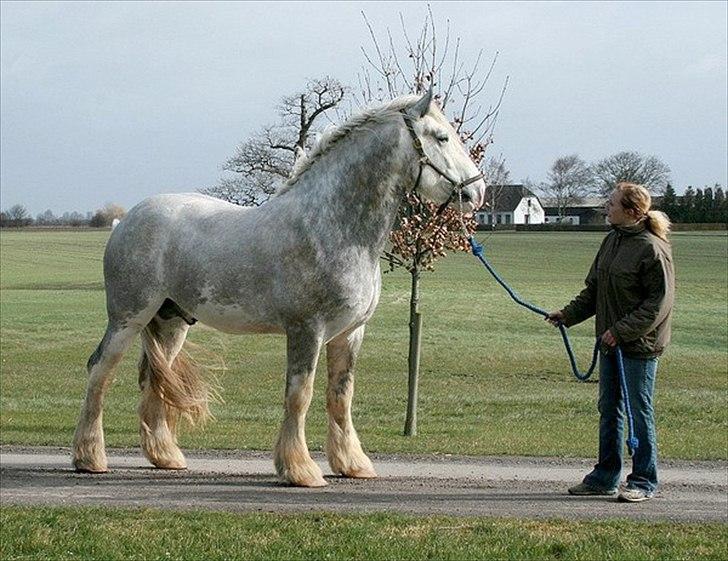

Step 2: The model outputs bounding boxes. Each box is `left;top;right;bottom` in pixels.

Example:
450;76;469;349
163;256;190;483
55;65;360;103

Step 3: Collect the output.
192;304;284;335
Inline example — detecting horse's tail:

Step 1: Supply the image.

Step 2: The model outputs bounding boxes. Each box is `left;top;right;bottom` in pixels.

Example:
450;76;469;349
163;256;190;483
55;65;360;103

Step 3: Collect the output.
139;318;215;426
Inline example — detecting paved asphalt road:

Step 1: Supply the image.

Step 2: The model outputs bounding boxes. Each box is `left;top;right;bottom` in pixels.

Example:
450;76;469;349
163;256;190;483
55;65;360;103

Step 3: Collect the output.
1;447;726;522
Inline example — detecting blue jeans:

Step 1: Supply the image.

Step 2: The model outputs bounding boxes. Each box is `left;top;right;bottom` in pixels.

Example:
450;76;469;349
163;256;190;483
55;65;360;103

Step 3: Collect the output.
583;352;659;493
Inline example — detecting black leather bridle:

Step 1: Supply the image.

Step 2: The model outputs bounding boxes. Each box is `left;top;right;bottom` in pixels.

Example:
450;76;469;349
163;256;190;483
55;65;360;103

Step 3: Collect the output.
401;110;484;214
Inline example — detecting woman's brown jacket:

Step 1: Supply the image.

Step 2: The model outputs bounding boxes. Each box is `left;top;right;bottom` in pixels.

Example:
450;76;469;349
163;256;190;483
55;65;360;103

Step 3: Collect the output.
561;222;675;359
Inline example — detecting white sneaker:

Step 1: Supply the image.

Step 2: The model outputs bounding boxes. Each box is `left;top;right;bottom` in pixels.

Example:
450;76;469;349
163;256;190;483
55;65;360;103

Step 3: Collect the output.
617;487;654;502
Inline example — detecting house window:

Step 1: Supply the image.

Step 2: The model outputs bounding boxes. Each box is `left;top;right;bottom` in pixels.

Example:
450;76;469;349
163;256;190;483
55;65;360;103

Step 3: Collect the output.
505;214;511;224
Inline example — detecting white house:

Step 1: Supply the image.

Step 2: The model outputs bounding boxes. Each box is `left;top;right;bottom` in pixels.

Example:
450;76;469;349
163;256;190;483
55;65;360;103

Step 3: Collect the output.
476;184;545;226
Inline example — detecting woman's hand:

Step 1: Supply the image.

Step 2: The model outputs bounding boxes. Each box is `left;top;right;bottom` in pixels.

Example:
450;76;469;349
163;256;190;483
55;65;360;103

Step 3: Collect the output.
545;310;564;327
601;329;617;347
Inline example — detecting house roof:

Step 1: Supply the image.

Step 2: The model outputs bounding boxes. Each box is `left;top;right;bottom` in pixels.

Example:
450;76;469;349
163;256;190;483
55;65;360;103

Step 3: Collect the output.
480;184;540;212
540;196;606;209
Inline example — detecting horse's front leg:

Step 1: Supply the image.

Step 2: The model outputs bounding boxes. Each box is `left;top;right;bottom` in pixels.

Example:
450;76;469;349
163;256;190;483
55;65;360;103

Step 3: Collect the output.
325;325;377;479
274;325;326;487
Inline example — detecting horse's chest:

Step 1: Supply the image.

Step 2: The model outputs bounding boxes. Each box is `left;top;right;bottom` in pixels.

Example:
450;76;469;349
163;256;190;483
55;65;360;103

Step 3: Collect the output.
312;264;381;322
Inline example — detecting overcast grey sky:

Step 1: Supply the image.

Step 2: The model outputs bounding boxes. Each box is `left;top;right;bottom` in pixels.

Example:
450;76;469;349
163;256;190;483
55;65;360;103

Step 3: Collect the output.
1;1;726;215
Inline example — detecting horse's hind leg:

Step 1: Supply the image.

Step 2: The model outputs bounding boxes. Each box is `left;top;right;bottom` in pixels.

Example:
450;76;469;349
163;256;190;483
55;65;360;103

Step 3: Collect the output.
274;325;326;487
137;316;192;469
72;323;140;472
325;326;377;479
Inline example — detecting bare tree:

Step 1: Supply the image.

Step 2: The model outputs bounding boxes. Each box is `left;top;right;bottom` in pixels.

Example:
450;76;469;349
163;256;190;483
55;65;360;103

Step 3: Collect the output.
537;155;595;220
358;7;507;147
360;7;506;436
2;204;32;227
483;155;511;185
593;151;671;196
278;77;348;155
36;209;58;226
481;155;511;227
202;77;347;206
60;211;87;227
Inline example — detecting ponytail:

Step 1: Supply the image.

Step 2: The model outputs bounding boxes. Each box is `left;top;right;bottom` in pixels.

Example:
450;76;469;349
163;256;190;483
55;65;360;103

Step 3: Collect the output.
645;209;671;242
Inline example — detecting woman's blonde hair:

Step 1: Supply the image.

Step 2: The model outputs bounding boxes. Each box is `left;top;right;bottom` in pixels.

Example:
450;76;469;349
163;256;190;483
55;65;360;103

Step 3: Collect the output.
616;182;671;241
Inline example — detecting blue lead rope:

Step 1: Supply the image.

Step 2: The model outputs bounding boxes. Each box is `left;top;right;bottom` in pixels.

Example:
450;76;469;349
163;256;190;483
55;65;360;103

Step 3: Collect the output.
615;349;640;454
468;236;639;455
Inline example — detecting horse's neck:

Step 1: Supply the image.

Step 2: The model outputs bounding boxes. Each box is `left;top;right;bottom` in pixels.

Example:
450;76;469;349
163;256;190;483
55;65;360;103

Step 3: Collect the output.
292;121;414;256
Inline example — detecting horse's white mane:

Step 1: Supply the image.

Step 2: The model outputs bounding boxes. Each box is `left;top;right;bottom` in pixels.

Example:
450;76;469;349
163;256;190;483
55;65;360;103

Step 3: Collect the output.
277;95;421;195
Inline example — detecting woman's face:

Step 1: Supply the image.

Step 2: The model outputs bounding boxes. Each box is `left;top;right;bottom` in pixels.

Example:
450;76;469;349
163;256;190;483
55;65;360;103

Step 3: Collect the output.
606;190;639;226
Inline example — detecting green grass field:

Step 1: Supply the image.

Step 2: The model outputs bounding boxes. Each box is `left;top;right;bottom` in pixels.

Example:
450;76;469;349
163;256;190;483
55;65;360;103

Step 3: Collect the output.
1;229;726;459
2;506;727;561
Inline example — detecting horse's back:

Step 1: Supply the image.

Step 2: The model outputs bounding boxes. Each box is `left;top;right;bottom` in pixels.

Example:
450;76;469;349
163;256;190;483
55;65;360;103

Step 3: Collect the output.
111;192;250;244
119;193;245;228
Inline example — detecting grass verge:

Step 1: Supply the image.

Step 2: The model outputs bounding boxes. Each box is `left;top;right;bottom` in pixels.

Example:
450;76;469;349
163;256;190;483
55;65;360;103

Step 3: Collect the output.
1;506;726;561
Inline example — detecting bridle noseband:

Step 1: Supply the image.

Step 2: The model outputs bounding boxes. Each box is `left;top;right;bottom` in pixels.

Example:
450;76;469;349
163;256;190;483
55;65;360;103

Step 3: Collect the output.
401;110;484;214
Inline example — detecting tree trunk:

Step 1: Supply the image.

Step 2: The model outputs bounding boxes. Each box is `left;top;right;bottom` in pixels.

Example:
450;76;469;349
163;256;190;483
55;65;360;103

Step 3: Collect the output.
404;266;422;436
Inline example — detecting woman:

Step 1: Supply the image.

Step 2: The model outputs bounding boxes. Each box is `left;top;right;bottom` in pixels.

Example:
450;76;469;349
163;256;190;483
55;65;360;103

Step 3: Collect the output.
546;182;675;503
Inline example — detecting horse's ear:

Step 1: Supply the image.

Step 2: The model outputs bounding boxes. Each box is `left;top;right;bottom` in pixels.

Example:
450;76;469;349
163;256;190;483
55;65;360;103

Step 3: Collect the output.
407;86;433;119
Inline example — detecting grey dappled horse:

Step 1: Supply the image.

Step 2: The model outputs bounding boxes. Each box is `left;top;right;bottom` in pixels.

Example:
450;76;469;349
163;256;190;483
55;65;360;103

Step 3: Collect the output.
72;91;486;487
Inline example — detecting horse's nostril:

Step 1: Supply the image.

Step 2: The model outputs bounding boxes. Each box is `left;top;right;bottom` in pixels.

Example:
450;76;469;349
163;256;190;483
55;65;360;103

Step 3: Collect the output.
460;192;472;202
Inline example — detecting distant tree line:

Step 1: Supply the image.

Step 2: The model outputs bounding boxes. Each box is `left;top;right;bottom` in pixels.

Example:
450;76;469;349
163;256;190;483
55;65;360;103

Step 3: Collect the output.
0;203;126;228
657;184;727;223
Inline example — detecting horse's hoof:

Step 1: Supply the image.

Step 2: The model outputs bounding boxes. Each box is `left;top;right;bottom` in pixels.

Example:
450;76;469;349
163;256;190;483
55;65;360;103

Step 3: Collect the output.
281;469;328;488
345;467;378;479
153;461;187;470
295;475;328;488
141;442;187;470
329;454;378;479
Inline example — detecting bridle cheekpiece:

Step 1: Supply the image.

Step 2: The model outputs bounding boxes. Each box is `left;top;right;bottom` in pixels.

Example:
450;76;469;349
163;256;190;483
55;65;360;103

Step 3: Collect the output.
400;110;484;214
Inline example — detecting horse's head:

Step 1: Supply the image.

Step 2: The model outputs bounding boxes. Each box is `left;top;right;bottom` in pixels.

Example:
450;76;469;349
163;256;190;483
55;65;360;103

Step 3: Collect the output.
402;90;486;214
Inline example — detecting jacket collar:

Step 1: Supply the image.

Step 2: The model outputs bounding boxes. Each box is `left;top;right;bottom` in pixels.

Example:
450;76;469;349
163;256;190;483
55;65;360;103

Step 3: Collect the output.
612;220;647;236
